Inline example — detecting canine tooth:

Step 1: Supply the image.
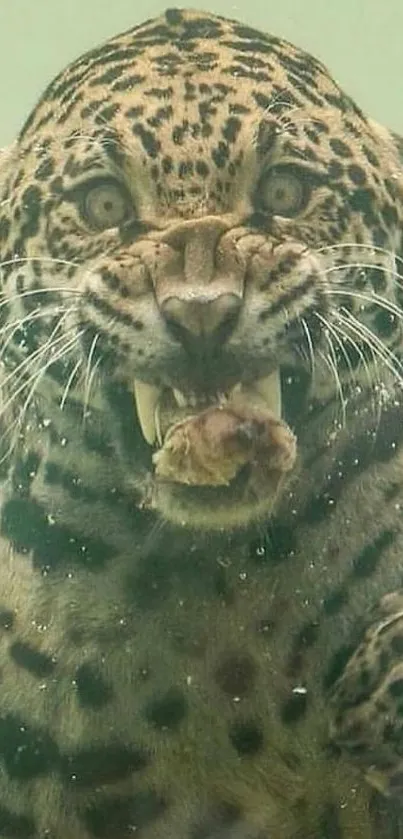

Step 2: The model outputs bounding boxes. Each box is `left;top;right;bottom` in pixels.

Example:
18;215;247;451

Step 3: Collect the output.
133;380;160;445
230;371;282;417
173;388;187;407
254;370;282;417
154;402;163;447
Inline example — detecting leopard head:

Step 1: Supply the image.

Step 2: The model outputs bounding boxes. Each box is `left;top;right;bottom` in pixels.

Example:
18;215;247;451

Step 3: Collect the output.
0;8;403;530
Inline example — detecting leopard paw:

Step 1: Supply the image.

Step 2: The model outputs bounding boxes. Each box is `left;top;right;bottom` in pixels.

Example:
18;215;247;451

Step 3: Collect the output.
330;591;403;796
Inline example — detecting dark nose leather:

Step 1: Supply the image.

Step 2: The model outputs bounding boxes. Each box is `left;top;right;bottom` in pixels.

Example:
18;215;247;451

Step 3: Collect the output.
161;293;241;351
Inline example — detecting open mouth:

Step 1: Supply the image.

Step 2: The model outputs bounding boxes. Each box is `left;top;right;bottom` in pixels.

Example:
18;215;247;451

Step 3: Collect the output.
132;371;297;527
133;372;283;451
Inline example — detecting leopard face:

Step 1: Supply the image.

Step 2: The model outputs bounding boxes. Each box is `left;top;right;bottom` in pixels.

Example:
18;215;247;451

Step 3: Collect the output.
1;8;402;530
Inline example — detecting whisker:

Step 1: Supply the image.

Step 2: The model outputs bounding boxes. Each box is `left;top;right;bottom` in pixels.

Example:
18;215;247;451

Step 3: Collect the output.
1;330;85;464
0;327;80;418
83;332;101;420
59;357;83;410
0;305;78;361
315;311;356;383
0;286;84;314
316;242;398;259
321;332;347;425
324;286;403;322
328;308;380;392
325;308;384;423
317;347;346;424
323;261;401;286
0;256;81;271
300;317;316;379
0;304;78;393
336;308;403;388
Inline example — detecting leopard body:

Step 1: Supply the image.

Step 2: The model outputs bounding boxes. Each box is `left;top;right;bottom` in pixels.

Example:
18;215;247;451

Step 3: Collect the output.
0;9;403;838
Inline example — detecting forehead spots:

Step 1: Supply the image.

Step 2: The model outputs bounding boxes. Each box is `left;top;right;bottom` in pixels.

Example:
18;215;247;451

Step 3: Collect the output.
329;137;353;159
132;123;161;157
6;5;399;269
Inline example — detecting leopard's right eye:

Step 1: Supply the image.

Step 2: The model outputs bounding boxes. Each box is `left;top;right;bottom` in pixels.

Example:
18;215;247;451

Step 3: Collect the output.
78;179;133;230
257;166;310;218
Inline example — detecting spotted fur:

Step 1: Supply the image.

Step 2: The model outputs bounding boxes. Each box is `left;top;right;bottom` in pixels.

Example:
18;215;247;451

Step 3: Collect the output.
0;8;403;838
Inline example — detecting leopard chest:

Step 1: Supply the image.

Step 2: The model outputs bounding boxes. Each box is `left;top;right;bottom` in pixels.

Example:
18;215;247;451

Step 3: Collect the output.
1;407;403;839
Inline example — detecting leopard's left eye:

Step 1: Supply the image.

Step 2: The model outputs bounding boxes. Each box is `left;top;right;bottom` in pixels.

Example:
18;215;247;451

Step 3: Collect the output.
80;179;132;230
258;168;308;217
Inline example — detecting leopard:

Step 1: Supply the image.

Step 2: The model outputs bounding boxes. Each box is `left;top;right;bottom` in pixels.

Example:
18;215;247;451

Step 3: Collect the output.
1;6;403;837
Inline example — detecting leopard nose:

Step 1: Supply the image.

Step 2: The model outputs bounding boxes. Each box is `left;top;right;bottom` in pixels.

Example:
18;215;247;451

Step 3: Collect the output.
161;293;241;350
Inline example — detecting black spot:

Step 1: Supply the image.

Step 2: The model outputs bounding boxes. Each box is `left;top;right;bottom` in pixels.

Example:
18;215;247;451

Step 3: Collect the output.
212;565;234;605
98;104;120;123
61;744;148;786
327;159;344;180
195;159;209;178
383;198;398;225
172;122;189;145
165;8;184;25
144;687;187;730
348;187;375;216
256;616;276;634
35;157;55;181
162;155;174;174
75;663;113;709
89;66;124;86
389;679;403;698
0;807;35;838
0;215;10;240
319;801;343;838
374;309;398;338
125;553;171;610
212;141;230;169
0;714;59;779
20;185;42;239
1;496;114;570
362;145;379;167
323;644;356;690
323;587;348;616
351;530;395;578
228;719;264;756
0;609;14;630
85;791;167;838
214;652;256;697
287;622;319;676
132;124;161;158
368;266;388;293
348;164;367;185
254;521;298;564
181;15;222;40
280;691;308;723
391;635;403;655
178;160;194;178
115;76;146;93
189;801;242;839
10;641;55;678
12;451;41;496
222;117;241;143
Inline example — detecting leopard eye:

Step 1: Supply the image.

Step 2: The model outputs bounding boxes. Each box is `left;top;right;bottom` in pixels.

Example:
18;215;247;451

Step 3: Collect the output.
258;168;307;217
81;179;131;230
